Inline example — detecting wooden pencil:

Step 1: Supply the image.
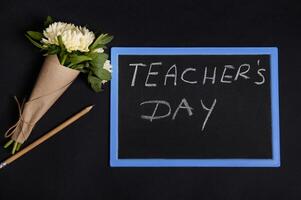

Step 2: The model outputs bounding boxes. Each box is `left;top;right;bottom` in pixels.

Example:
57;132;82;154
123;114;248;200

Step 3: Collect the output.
0;105;94;170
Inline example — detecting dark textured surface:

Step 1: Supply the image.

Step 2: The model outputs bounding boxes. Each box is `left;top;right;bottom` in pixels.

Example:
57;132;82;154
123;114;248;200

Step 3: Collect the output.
118;55;272;159
0;0;299;199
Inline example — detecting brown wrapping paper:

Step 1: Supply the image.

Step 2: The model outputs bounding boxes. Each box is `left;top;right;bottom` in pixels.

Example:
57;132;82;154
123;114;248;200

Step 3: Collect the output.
10;55;80;143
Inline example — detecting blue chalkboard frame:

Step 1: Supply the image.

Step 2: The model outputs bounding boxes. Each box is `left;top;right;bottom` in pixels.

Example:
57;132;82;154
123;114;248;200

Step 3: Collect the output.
110;47;280;167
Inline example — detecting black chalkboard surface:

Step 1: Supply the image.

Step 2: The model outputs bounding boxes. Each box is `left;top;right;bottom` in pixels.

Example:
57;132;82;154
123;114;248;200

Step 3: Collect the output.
110;47;279;167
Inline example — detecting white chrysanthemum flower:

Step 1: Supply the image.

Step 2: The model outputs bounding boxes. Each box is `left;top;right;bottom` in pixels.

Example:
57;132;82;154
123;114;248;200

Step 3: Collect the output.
103;60;112;72
102;60;112;84
42;22;75;45
42;22;95;52
93;48;104;53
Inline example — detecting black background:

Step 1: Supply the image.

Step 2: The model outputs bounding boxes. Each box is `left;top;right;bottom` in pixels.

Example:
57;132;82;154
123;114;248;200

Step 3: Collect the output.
0;0;299;199
118;55;272;159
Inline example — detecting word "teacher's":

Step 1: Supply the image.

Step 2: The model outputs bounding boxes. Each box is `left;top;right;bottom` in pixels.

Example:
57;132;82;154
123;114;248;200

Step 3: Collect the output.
129;60;265;87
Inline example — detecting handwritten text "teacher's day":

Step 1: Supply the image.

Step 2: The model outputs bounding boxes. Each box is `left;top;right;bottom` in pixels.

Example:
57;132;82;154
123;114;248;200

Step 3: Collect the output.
129;60;266;131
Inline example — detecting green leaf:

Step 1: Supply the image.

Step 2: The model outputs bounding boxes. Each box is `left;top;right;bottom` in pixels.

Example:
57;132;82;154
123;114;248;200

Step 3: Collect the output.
71;63;89;73
69;55;92;67
89;34;113;50
25;34;44;49
91;44;107;50
88;73;102;92
71;63;84;69
57;35;67;63
88;73;99;83
44;16;54;27
26;31;43;41
91;82;102;92
88;53;111;80
90;52;108;68
47;45;60;54
94;68;111;80
57;35;65;50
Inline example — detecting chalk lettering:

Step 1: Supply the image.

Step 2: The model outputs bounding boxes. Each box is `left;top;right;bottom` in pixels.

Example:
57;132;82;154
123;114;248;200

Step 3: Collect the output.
129;63;146;86
203;67;217;85
140;100;171;122
254;60;266;85
145;62;162;87
181;68;197;84
172;98;193;120
221;65;234;83
164;64;177;86
200;99;217;131
234;64;250;80
255;69;266;85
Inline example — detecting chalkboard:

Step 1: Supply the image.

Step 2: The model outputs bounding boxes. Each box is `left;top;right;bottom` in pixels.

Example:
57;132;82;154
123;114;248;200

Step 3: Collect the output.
110;47;280;167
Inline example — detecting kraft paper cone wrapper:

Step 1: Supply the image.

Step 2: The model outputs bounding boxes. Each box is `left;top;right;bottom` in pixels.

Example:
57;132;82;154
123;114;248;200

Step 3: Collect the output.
10;55;80;143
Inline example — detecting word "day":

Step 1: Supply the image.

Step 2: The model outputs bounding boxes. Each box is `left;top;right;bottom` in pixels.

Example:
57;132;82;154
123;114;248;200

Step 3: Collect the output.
129;60;266;87
140;98;217;131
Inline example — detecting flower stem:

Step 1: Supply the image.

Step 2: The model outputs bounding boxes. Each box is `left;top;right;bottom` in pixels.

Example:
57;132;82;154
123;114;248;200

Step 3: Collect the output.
4;139;13;148
61;54;67;66
16;143;22;151
12;141;18;154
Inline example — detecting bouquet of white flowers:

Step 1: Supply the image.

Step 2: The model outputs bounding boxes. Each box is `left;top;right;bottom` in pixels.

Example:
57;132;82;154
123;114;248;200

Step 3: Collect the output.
4;16;113;154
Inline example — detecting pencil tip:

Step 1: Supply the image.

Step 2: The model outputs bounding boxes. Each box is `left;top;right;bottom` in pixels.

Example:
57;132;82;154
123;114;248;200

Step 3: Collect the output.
86;105;95;111
0;162;7;170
